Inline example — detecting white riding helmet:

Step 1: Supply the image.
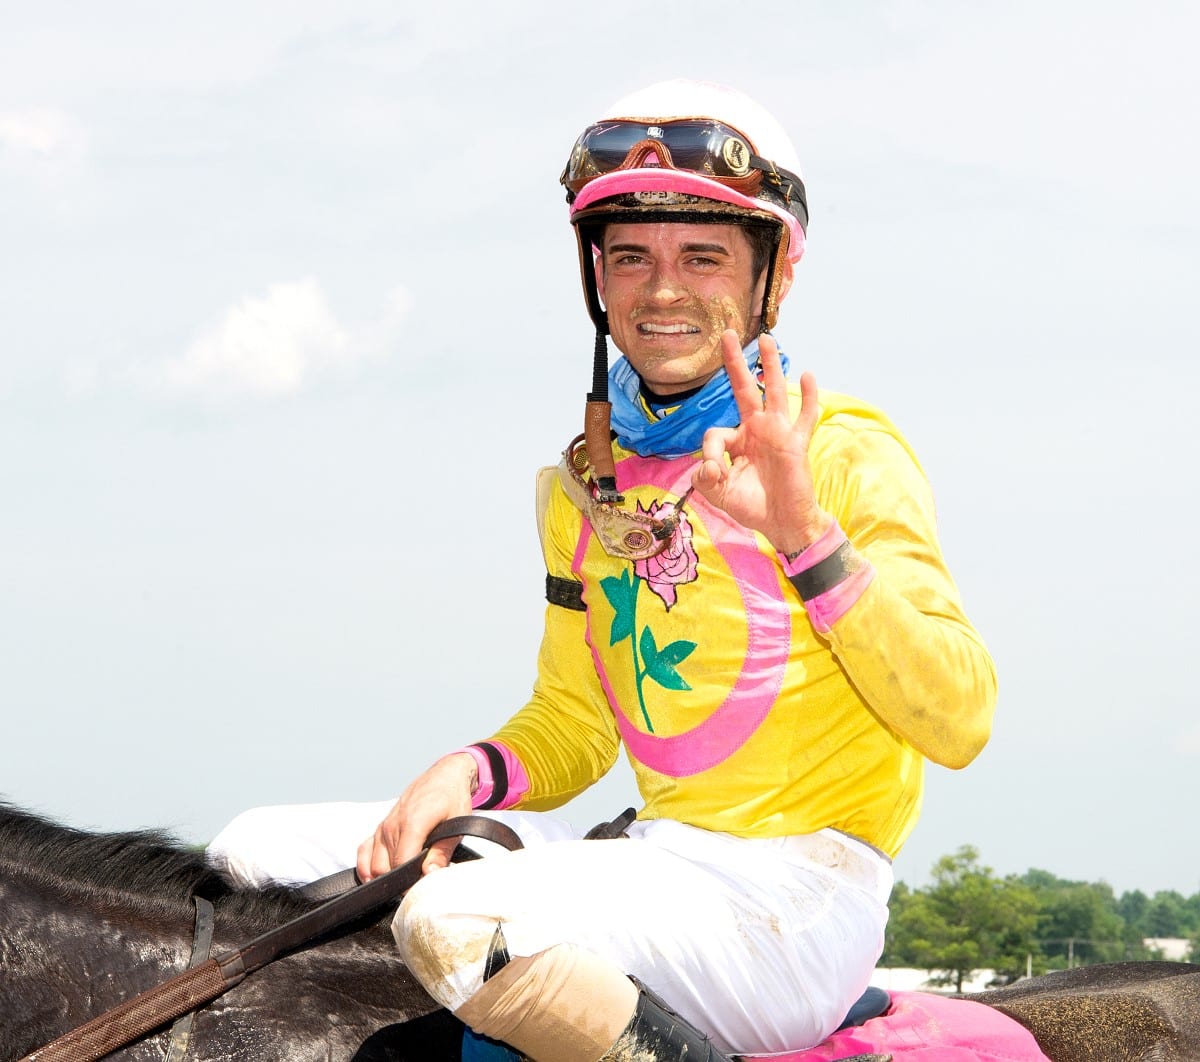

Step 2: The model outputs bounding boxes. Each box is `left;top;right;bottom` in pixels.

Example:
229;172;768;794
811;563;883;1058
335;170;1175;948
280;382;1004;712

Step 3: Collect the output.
561;79;808;333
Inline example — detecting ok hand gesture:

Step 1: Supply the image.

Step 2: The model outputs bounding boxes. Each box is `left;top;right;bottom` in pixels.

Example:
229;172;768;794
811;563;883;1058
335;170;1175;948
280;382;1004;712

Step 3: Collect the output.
691;330;831;556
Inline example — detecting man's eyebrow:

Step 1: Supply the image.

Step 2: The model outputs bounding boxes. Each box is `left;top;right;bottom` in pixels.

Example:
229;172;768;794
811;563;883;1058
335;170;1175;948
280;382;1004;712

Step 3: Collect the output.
605;241;732;254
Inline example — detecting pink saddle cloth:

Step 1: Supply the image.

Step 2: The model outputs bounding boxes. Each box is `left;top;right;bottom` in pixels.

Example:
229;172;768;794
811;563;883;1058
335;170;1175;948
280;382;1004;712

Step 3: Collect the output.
764;991;1050;1061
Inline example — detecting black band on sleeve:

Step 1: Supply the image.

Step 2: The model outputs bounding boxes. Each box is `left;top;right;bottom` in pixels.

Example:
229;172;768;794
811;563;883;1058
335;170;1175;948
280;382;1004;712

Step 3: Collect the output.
473;741;509;811
787;540;860;602
546;574;586;611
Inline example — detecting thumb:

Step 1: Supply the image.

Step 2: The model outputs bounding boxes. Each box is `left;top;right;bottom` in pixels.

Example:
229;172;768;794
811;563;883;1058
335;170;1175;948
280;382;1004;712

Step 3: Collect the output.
695;425;737;499
692;457;725;496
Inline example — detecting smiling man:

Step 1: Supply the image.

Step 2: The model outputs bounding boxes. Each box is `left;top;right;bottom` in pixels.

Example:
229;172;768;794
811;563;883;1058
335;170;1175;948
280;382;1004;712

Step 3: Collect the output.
598;221;779;394
208;80;997;1061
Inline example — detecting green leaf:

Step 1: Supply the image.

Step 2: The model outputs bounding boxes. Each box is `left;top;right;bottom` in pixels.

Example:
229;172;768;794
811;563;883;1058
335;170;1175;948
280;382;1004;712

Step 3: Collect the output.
601;571;636;645
639;625;659;667
656;639;697;668
641;629;694;692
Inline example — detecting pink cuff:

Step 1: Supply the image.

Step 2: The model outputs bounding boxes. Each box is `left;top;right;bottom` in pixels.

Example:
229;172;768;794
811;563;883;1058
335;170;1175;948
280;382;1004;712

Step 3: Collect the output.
805;560;876;633
455;742;530;811
777;519;847;576
777;520;875;631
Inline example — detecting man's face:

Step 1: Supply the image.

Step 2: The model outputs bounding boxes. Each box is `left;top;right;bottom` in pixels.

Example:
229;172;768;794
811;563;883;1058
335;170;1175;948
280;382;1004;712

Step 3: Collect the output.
596;221;771;396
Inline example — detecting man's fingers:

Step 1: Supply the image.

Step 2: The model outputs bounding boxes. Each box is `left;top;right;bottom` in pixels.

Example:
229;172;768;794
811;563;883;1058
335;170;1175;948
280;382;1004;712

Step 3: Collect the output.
723;329;793;419
721;329;766;419
422;836;461;874
370;831;396;881
355;836;374;883
756;332;789;410
700;424;736;463
694;424;739;497
795;370;820;438
356;825;395;883
358;815;464;881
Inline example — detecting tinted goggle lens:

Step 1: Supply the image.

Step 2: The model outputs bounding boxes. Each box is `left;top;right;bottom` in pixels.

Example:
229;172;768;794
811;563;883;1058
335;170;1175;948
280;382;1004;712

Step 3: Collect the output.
563;120;758;188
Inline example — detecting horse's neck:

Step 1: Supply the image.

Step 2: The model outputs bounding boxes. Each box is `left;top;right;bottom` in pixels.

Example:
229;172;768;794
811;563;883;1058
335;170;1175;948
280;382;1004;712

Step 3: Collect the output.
0;809;461;1061
3;863;192;953
0;870;194;1059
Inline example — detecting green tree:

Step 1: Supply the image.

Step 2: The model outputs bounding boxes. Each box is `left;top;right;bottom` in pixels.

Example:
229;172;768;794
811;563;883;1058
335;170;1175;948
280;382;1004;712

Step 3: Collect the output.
1113;889;1161;958
1020;871;1127;966
881;880;915;965
1116;889;1150;937
1145;891;1189;938
884;846;1041;992
1183;893;1200;937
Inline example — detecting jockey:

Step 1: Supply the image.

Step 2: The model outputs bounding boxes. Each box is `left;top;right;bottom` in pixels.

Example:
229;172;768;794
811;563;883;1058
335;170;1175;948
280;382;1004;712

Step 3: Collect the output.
208;80;997;1061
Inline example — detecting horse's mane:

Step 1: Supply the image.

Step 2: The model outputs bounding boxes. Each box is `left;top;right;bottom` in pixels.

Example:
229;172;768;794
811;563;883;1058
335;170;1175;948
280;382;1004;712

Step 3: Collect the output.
0;801;316;925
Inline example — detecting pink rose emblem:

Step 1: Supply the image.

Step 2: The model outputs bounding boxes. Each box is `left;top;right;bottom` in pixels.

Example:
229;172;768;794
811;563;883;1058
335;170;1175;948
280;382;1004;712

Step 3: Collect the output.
633;500;699;611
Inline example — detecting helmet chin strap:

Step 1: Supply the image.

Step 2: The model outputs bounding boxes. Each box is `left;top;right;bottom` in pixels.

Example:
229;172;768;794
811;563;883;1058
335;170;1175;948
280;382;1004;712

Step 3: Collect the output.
576;225;623;502
585;332;622;503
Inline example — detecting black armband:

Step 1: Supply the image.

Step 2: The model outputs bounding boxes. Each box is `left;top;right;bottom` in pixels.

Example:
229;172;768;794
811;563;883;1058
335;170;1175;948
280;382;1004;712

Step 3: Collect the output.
546;574;585;611
786;540;861;602
472;742;509;811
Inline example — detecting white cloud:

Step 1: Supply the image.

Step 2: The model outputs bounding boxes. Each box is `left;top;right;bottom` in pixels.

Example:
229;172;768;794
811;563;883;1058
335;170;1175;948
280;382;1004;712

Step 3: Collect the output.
152;278;407;401
0;107;87;165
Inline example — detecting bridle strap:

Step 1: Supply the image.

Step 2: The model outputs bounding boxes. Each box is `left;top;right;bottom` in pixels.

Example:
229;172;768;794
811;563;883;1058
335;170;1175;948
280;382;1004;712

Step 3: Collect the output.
163;895;215;1062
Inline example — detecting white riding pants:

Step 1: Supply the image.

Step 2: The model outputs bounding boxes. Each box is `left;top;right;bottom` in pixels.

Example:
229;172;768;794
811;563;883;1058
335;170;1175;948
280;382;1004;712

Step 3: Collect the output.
206;802;892;1057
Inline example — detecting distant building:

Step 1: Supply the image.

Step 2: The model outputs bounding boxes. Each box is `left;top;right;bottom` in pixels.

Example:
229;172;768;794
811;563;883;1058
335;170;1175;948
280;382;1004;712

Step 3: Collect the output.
1144;937;1191;961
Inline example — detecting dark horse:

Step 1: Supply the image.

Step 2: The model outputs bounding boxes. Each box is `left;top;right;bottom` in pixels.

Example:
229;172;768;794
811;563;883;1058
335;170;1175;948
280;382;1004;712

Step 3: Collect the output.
4;802;1200;1062
0;802;463;1061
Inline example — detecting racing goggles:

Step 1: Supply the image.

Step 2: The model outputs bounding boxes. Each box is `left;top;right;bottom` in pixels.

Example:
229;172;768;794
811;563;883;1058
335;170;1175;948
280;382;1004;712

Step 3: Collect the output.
558;434;693;560
561;119;807;227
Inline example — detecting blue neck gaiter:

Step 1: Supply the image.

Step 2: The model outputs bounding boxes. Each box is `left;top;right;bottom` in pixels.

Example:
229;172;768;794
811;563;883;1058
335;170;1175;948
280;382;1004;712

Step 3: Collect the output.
607;337;789;458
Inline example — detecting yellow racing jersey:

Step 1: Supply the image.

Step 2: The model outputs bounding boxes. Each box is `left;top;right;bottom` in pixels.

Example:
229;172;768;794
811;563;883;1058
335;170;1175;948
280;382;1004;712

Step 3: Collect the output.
487;388;996;858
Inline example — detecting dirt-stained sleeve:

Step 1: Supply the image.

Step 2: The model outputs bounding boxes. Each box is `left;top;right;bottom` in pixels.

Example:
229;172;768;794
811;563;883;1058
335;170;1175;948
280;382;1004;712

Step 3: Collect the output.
812;416;997;768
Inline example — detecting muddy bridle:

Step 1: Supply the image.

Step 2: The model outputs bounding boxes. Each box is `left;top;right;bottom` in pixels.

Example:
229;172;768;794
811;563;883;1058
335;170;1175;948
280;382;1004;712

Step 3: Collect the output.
18;816;523;1062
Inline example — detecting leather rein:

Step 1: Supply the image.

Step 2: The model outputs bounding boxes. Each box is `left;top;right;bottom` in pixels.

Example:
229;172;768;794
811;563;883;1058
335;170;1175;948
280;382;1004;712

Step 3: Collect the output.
19;815;524;1062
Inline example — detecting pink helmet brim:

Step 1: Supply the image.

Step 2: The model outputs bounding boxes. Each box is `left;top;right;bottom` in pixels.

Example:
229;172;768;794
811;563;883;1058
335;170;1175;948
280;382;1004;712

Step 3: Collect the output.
569;168;805;262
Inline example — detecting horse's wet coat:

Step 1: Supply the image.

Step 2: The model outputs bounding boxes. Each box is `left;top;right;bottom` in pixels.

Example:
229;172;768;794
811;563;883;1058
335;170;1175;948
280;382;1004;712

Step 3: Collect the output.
961;962;1200;1062
0;803;461;1061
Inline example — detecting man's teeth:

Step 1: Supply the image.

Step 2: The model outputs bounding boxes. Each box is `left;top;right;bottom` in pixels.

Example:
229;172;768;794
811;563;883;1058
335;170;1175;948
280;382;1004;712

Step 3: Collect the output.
638;323;700;334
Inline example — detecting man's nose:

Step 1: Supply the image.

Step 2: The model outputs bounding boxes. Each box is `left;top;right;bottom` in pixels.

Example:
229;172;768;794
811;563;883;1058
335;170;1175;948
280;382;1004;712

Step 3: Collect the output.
647;264;686;303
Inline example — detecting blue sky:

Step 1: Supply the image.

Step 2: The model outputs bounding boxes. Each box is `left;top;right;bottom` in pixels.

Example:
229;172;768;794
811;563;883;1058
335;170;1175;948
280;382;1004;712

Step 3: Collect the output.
2;1;1198;896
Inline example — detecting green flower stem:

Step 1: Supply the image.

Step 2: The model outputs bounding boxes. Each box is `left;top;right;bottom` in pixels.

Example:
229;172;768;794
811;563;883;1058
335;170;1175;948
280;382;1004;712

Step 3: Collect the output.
628;577;654;733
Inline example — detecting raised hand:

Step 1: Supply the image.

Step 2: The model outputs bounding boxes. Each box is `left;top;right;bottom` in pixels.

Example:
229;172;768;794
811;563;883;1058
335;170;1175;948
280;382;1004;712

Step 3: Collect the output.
691;329;831;556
